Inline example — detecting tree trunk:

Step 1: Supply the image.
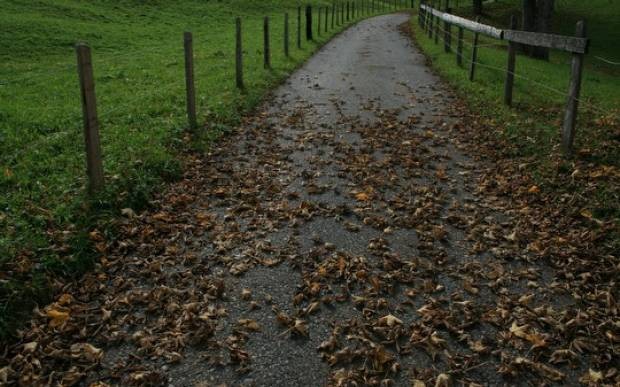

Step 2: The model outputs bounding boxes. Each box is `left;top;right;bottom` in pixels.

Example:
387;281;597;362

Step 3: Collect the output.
473;0;483;15
521;0;536;55
521;0;554;60
532;0;554;60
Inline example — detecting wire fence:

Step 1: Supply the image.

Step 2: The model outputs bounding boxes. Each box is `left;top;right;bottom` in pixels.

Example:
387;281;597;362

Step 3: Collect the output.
1;0;410;200
417;2;618;154
427;16;615;118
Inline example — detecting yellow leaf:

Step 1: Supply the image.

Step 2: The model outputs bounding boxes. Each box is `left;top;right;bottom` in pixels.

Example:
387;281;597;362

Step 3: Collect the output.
588;369;604;382
510;321;528;339
528;185;540;194
355;192;370;201
46;308;70;328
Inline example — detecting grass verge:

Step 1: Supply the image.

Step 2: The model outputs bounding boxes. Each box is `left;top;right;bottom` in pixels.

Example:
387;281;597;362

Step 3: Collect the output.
409;2;619;253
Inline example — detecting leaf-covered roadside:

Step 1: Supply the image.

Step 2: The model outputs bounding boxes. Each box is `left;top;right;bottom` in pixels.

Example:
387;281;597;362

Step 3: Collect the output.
2;99;617;386
0;15;618;387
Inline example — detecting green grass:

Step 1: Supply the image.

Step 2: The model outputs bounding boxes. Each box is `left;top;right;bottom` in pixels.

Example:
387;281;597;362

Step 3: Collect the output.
0;0;403;340
453;0;620;76
411;1;619;243
413;0;619;160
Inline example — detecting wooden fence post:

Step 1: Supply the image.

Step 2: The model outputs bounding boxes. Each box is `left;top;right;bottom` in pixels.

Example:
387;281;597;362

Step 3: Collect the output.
419;2;424;27
235;17;244;89
428;7;433;38
504;15;518;106
561;20;587;155
336;1;340;24
183;32;197;130
325;6;329;32
338;1;342;25
297;6;302;48
284;13;290;57
306;5;313;40
434;13;439;44
264;16;271;69
469;16;481;81
456;26;464;66
76;43;104;194
444;7;452;52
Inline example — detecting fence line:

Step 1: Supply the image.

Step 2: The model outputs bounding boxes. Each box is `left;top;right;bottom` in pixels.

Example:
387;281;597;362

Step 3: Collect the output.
4;1;412;195
419;0;594;155
429;15;614;119
594;56;620;66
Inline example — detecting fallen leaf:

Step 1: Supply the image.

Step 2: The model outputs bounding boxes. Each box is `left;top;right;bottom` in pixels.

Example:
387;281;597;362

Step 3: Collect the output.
70;343;103;362
46;308;69;328
377;314;403;327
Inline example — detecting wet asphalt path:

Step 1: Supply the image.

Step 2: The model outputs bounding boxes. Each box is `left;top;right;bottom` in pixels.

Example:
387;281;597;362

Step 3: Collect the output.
7;11;585;387
166;13;493;386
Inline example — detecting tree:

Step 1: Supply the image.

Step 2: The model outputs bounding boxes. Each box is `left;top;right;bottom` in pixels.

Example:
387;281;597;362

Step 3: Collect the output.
473;0;483;15
521;0;555;60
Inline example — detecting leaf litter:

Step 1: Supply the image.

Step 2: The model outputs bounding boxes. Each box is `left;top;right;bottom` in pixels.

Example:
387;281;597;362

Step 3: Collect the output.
0;16;618;387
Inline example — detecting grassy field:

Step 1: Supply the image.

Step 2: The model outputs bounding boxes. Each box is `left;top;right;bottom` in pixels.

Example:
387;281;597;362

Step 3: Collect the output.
0;0;402;340
413;0;619;163
411;0;619;243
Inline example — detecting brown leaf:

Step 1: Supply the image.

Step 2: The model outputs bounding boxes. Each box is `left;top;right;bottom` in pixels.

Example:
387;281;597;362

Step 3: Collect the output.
377;314;403;327
238;319;261;331
434;373;450;387
355;192;371;202
70;343;104;362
